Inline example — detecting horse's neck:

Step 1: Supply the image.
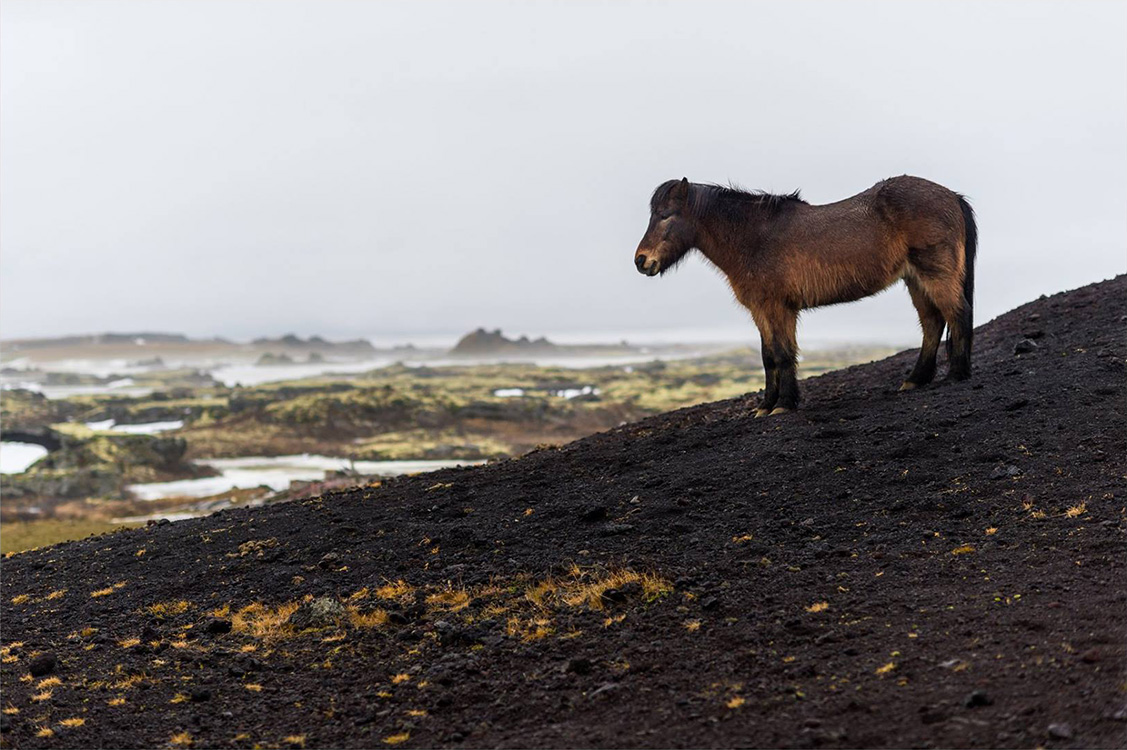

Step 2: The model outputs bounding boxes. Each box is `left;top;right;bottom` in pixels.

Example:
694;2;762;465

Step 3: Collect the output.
694;216;762;278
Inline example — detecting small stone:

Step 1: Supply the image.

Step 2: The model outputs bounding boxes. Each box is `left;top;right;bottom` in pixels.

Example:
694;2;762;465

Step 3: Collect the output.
964;690;993;708
700;596;720;611
203;618;233;635
990;465;1021;480
588;682;620;699
566;657;593;675
1079;647;1101;663
318;552;340;569
1014;338;1039;354
1047;723;1073;740
580;505;607;522
28;652;57;677
189;688;212;702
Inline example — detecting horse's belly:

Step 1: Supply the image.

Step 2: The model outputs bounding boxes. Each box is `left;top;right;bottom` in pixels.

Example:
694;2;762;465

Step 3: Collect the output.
794;256;904;309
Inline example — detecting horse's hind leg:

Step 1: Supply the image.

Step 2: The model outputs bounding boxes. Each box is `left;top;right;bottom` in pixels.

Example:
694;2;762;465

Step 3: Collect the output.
917;276;971;381
901;279;946;390
755;332;779;417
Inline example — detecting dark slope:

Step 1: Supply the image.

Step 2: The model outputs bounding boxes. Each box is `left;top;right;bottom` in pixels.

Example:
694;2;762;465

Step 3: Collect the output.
2;277;1125;749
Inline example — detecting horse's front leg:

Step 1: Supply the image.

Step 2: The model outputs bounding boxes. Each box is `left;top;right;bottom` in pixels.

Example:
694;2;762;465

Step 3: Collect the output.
770;308;801;414
755;332;779;417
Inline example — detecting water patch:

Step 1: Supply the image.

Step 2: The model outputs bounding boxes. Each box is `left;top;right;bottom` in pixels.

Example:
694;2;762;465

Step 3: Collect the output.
127;454;477;500
0;442;49;474
85;419;184;435
554;386;599;399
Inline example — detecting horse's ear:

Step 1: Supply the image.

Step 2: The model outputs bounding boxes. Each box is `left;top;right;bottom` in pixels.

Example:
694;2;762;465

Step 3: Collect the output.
670;177;689;203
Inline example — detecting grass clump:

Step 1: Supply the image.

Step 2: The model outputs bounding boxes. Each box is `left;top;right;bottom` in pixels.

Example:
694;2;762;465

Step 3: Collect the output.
231;602;301;641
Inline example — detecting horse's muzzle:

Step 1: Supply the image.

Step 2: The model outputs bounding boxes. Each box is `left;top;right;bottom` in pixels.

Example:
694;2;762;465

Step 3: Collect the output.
635;255;660;276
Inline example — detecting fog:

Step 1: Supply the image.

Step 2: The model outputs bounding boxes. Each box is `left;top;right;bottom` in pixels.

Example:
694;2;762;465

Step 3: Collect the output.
2;0;1124;346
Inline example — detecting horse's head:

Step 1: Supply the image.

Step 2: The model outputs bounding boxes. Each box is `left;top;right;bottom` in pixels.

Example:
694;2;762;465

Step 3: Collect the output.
635;177;696;277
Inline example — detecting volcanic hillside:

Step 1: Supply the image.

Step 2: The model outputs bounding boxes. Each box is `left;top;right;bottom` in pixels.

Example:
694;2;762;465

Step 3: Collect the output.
2;277;1125;749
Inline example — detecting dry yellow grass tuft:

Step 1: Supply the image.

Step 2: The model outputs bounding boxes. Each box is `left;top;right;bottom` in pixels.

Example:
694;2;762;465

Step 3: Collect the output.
170;693;189;704
31;691;52;702
111;674;144;690
108;698;126;707
60;718;85;728
284;736;307;747
406;709;427;717
726;696;746;709
875;662;897;675
521;569;673;613
950;545;975;555
985;527;998;535
2;707;19;715
35;677;62;690
146;600;191;618
1064;503;1086;518
118;638;141;649
376;580;414;600
806;601;830;613
383;732;410;745
244;684;263;692
170;731;193;747
231;602;301;640
425;587;471;612
562;569;672;610
684;620;701;632
506;615;554;642
347;606;389;629
391;674;411;684
347;587;370;602
35;727;53;738
10;594;30;605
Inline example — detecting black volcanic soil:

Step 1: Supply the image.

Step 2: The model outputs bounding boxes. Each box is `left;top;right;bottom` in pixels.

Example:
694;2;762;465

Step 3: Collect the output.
2;278;1125;749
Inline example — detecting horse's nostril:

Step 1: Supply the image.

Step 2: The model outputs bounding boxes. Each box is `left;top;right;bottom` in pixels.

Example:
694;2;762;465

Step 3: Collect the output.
635;255;647;269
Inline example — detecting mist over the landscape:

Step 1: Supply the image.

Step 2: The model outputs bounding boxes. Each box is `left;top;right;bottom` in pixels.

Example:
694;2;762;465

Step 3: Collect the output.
2;0;1125;346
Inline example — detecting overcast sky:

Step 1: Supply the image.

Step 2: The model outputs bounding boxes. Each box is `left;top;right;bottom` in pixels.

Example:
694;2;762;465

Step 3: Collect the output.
2;0;1125;347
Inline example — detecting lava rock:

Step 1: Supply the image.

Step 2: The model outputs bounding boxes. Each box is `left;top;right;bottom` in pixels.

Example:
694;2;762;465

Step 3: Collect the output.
190;688;212;702
28;652;57;677
600;580;642;605
1014;338;1039;354
965;690;993;708
580;505;608;522
566;657;593;675
203;617;233;635
288;597;346;629
1047;723;1073;740
990;465;1022;480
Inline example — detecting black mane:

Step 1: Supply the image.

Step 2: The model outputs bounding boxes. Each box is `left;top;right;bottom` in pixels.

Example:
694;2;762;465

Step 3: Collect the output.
651;181;807;222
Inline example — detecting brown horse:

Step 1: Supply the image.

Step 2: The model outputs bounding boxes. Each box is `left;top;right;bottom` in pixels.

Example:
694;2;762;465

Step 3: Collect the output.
634;176;977;416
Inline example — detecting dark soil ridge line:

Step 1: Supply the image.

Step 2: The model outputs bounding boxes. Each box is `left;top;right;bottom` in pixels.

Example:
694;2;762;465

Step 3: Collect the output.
2;276;1125;749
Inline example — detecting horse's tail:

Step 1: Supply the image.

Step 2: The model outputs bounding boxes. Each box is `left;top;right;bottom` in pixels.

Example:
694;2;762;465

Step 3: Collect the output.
946;194;977;373
958;195;977;316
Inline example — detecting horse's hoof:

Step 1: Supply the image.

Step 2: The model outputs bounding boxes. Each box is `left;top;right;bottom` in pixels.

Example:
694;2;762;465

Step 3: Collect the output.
769;407;792;416
754;408;770;418
899;381;918;392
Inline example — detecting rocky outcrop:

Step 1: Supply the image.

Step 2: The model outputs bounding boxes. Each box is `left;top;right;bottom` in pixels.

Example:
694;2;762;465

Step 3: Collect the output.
450;329;555;356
